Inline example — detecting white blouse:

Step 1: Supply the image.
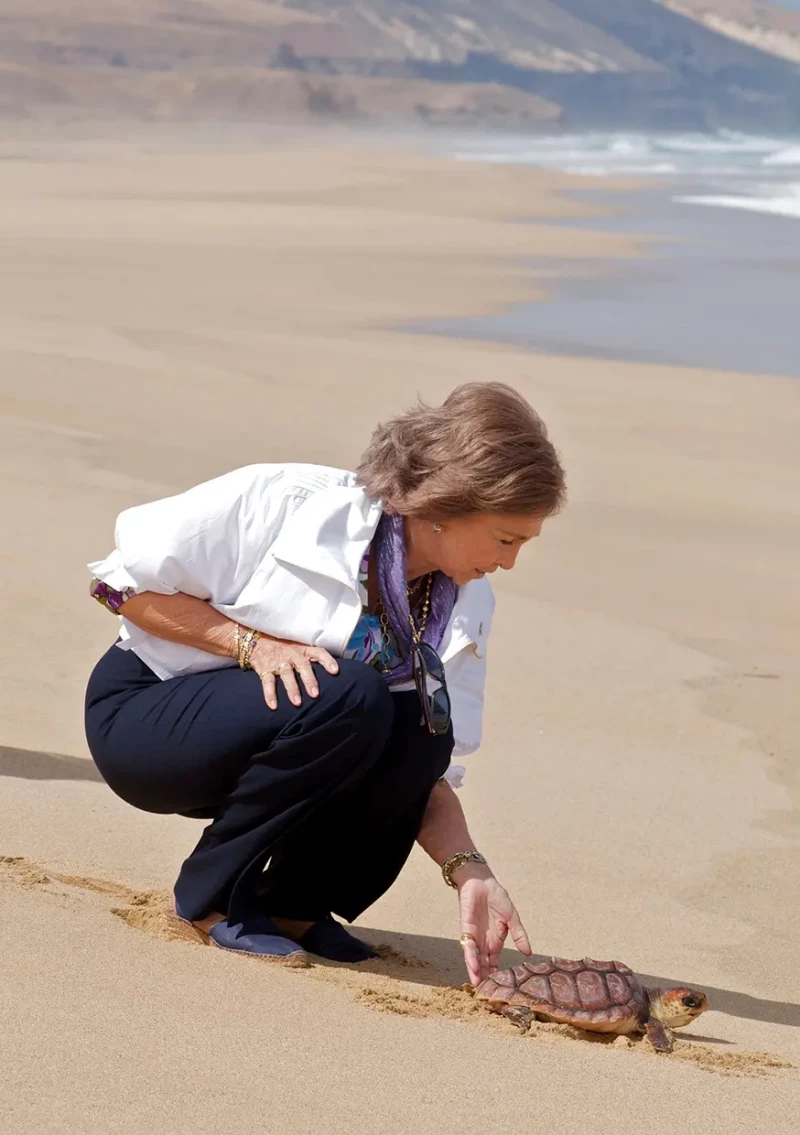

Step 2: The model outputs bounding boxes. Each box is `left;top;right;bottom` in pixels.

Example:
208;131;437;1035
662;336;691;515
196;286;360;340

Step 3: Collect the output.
88;463;495;788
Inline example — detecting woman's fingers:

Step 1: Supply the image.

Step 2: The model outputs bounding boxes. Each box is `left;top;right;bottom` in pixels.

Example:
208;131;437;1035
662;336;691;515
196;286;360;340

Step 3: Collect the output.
487;944;503;973
458;880;530;985
508;909;532;956
295;658;319;699
476;932;493;979
461;937;482;986
309;647;339;675
279;664;303;707
248;637;341;708
260;671;278;711
461;923;491;981
252;641;340;709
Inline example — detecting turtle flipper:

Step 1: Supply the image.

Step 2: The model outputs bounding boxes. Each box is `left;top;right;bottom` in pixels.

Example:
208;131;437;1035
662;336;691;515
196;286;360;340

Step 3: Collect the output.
645;1019;675;1053
503;1005;534;1033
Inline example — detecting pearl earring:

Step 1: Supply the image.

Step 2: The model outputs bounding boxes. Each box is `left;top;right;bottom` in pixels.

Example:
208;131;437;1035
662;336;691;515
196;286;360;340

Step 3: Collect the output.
433;524;444;533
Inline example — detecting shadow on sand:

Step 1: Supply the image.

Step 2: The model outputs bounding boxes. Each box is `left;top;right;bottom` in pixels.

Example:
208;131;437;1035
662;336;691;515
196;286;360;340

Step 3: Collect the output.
3;747;796;1031
349;927;800;1029
0;745;103;783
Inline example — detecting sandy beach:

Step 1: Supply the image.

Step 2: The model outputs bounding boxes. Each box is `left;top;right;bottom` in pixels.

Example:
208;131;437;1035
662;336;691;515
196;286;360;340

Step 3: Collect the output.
1;126;798;1133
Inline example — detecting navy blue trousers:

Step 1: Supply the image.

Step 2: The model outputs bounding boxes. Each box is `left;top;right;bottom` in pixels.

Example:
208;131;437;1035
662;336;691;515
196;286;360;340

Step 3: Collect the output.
85;645;453;924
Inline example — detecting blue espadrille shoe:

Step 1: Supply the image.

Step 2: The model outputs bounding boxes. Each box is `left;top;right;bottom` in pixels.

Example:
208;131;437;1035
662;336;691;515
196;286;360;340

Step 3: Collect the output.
299;915;379;963
174;900;308;965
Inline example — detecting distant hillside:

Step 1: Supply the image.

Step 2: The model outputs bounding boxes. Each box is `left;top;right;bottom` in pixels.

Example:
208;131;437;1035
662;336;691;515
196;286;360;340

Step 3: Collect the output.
661;0;800;62
0;59;561;129
0;1;798;130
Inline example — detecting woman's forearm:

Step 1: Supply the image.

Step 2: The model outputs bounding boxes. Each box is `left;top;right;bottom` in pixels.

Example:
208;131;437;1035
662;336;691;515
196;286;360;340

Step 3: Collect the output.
118;591;238;659
417;782;492;884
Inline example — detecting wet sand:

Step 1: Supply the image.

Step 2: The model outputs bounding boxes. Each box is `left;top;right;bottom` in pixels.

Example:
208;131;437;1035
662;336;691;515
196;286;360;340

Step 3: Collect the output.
422;183;800;378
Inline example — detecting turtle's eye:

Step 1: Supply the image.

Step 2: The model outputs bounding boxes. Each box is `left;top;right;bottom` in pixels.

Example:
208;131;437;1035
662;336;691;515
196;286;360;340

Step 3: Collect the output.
682;994;701;1008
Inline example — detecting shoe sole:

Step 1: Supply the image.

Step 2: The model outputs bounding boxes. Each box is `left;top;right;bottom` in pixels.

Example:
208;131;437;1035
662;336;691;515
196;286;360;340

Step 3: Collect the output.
302;943;379;963
172;907;310;968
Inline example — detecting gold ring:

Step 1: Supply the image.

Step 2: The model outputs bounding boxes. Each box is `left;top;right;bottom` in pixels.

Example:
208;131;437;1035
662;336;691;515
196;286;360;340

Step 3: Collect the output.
459;933;476;946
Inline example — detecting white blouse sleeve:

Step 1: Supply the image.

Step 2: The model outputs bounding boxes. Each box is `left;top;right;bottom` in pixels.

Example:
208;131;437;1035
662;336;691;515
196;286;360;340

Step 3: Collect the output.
88;465;287;604
443;635;491;789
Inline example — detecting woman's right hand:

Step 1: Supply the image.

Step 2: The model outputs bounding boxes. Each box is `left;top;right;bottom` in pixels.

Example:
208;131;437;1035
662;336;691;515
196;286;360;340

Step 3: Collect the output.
248;635;339;709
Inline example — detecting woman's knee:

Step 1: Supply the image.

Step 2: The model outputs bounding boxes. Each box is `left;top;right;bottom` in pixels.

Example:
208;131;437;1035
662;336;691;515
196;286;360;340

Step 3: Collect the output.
88;754;181;815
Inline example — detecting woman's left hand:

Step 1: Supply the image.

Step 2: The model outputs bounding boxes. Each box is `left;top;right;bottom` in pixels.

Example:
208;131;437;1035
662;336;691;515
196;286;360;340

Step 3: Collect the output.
456;865;532;986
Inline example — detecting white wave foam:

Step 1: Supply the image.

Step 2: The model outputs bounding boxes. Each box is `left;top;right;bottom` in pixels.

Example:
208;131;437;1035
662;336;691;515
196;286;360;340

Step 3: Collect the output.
762;146;800;167
608;136;652;156
453;149;677;176
564;162;678;176
674;189;800;219
452;131;800;183
660;133;785;154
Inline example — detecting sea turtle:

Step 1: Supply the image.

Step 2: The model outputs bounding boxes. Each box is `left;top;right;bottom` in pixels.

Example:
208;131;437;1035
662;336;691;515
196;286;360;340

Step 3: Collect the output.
474;957;707;1052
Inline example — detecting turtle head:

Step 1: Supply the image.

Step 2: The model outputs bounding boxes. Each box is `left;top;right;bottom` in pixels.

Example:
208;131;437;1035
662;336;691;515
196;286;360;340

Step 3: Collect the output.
648;987;708;1028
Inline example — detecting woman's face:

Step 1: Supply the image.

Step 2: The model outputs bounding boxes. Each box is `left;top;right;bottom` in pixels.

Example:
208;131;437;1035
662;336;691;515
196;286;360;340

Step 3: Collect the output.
410;513;547;586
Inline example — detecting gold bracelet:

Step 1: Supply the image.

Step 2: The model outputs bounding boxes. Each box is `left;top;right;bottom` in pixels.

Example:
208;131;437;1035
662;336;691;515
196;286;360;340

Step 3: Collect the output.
239;629;260;670
234;622;241;664
441;850;488;889
238;628;262;671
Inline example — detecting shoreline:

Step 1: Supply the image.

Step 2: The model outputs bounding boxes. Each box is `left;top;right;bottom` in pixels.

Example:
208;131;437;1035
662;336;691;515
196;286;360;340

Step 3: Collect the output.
413;180;800;380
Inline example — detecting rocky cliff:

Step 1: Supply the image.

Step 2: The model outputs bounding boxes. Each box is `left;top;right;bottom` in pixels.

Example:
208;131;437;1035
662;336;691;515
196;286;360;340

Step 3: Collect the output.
1;1;798;130
661;0;800;63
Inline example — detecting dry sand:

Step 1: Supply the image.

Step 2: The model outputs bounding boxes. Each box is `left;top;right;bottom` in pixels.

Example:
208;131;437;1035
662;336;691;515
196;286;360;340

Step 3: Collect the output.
0;125;798;1133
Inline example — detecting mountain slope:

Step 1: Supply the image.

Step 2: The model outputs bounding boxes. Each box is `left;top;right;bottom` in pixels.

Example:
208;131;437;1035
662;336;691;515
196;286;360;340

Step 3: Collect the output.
0;0;658;72
0;1;798;130
0;59;562;128
660;0;800;62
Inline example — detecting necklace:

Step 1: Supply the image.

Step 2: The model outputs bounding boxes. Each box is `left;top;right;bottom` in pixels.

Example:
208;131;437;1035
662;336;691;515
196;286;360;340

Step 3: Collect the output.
376;573;433;672
407;573;433;645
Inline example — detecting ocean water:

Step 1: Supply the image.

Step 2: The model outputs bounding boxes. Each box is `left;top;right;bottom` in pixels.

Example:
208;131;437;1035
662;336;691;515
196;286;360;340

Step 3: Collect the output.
450;131;800;220
428;131;800;378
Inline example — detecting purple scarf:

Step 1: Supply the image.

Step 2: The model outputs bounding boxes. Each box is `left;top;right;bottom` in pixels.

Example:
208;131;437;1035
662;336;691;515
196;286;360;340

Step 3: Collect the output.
373;511;457;683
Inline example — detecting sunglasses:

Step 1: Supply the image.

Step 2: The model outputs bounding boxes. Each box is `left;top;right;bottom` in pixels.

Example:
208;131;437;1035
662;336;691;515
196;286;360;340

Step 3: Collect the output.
413;642;452;736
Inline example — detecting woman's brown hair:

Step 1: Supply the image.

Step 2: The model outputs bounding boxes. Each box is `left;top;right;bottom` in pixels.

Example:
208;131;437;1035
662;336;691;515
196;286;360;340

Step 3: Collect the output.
356;382;566;518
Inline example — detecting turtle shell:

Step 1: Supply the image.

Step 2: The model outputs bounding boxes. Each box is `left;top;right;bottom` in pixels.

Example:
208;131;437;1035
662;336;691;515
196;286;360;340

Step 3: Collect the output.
474;957;647;1033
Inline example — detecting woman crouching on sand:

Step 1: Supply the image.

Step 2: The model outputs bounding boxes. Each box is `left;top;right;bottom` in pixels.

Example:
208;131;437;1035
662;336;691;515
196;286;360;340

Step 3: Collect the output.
84;382;565;981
